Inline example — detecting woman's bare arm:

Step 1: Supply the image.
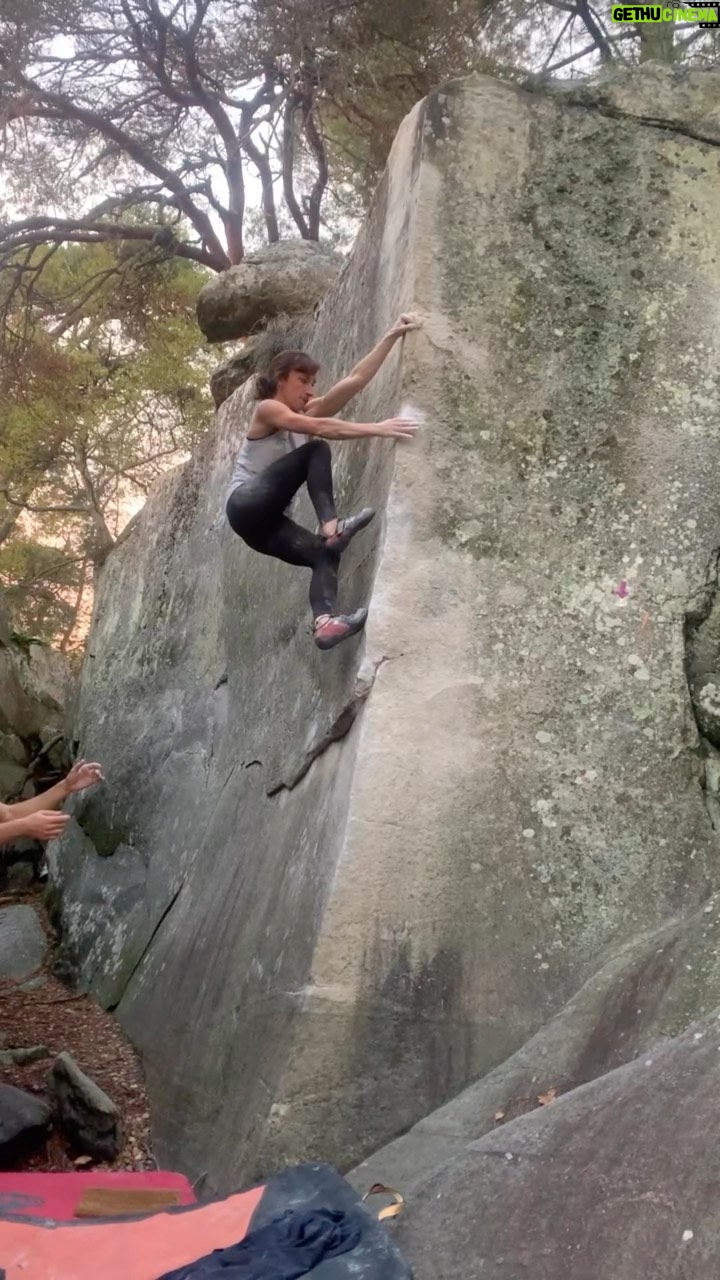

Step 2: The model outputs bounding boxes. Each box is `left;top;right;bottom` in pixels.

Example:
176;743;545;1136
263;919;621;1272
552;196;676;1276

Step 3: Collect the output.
305;315;420;418
3;762;103;819
255;399;418;442
0;806;70;843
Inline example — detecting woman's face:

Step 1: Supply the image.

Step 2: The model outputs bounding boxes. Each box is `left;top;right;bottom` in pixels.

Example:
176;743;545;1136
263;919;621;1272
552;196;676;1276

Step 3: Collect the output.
277;368;317;412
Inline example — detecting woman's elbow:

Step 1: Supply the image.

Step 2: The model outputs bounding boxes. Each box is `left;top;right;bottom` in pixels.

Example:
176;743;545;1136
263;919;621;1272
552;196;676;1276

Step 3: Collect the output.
301;419;332;439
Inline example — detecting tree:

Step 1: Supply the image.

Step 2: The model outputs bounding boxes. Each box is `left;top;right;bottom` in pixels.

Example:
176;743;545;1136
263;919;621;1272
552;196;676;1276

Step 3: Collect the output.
0;1;506;270
505;0;720;80
0;239;213;644
2;0;718;293
0;0;324;274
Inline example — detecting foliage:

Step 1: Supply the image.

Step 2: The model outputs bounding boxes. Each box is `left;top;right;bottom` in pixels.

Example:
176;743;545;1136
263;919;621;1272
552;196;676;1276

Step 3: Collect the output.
2;0;720;285
0;238;213;643
0;0;507;274
494;0;720;78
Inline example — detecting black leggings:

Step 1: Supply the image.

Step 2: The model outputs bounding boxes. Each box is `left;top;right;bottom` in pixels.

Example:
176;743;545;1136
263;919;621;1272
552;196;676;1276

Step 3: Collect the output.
226;439;340;619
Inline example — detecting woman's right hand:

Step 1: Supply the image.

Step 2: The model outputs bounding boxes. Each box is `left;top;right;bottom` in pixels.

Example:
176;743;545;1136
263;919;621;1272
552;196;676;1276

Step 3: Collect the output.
20;811;71;842
379;418;420;440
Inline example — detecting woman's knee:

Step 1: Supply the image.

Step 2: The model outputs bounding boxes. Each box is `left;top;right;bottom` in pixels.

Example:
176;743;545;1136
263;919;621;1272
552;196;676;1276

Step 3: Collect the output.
307;437;331;461
310;540;339;568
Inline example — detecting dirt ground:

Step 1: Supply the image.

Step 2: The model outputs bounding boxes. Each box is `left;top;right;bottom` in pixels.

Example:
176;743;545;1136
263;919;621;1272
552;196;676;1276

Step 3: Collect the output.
0;892;154;1172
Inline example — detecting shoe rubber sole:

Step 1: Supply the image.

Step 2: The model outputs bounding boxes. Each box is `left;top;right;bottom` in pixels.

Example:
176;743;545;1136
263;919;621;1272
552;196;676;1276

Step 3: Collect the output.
314;608;369;651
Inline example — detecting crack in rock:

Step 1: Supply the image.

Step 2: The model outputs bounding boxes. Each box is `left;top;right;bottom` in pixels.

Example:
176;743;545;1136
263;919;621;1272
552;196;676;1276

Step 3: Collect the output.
266;655;399;797
592;107;720;151
683;549;720;832
562;93;720;151
109;882;184;1009
522;74;720;151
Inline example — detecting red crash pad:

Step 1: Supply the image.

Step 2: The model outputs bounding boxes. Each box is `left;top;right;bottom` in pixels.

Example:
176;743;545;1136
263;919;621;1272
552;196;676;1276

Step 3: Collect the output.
0;1162;412;1280
0;1170;195;1221
0;1184;264;1279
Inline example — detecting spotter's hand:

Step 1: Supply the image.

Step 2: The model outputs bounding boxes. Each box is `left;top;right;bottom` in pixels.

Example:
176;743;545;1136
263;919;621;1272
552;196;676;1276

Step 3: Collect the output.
65;760;105;793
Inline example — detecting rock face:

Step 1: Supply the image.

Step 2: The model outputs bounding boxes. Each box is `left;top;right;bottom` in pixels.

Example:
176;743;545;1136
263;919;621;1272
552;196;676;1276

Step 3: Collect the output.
0;629;70;799
196;240;343;342
49;1051;122;1160
51;63;720;1194
0;1084;51;1166
209;343;258;408
367;1014;720;1279
0;905;46;981
351;888;720;1193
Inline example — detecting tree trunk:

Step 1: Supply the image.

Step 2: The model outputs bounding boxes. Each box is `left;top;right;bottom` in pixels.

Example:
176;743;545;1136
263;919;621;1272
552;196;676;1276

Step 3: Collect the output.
0;509;22;548
637;21;675;61
60;558;88;650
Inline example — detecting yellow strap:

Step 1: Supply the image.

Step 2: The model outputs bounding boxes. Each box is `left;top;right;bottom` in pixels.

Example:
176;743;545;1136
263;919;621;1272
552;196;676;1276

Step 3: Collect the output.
362;1182;405;1222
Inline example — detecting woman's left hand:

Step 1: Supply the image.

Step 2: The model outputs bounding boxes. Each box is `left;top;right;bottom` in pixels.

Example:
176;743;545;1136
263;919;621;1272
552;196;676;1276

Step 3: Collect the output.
387;313;421;339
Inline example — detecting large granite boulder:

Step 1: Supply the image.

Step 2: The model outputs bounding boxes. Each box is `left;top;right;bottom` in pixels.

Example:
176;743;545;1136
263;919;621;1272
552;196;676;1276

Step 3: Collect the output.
196;240;343;342
374;1015;720;1278
351;889;720;1192
50;63;720;1196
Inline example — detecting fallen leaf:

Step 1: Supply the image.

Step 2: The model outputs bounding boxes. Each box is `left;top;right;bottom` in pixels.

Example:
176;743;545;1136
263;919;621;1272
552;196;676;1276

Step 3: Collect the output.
537;1088;557;1106
493;1110;505;1122
74;1155;93;1167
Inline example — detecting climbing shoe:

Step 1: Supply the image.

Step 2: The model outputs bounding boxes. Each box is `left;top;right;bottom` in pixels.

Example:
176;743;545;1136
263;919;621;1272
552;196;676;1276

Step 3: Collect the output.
324;507;375;552
313;607;369;651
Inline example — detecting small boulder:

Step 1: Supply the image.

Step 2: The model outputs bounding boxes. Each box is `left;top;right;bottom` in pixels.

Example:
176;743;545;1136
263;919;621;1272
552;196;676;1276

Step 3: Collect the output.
6;861;34;893
49;1052;122;1160
0;905;46;980
0;1084;51;1166
196;240;342;343
0;1046;50;1068
210;341;259;408
19;976;47;992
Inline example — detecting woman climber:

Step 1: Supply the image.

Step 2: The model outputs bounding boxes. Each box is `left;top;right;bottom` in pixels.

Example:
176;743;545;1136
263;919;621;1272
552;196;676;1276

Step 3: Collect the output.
225;314;421;651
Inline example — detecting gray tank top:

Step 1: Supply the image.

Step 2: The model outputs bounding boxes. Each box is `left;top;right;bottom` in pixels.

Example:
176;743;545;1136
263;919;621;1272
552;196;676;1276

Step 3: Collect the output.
225;428;305;505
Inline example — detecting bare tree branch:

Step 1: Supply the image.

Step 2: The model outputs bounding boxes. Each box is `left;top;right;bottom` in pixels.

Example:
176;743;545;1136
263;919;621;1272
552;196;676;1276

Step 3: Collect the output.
303;94;329;241
0;217;220;268
282;96;310;239
543;10;575;68
542;28;635;72
72;440;115;564
241;130;280;243
0;55;230;266
3;497;89;514
60;557;88;650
